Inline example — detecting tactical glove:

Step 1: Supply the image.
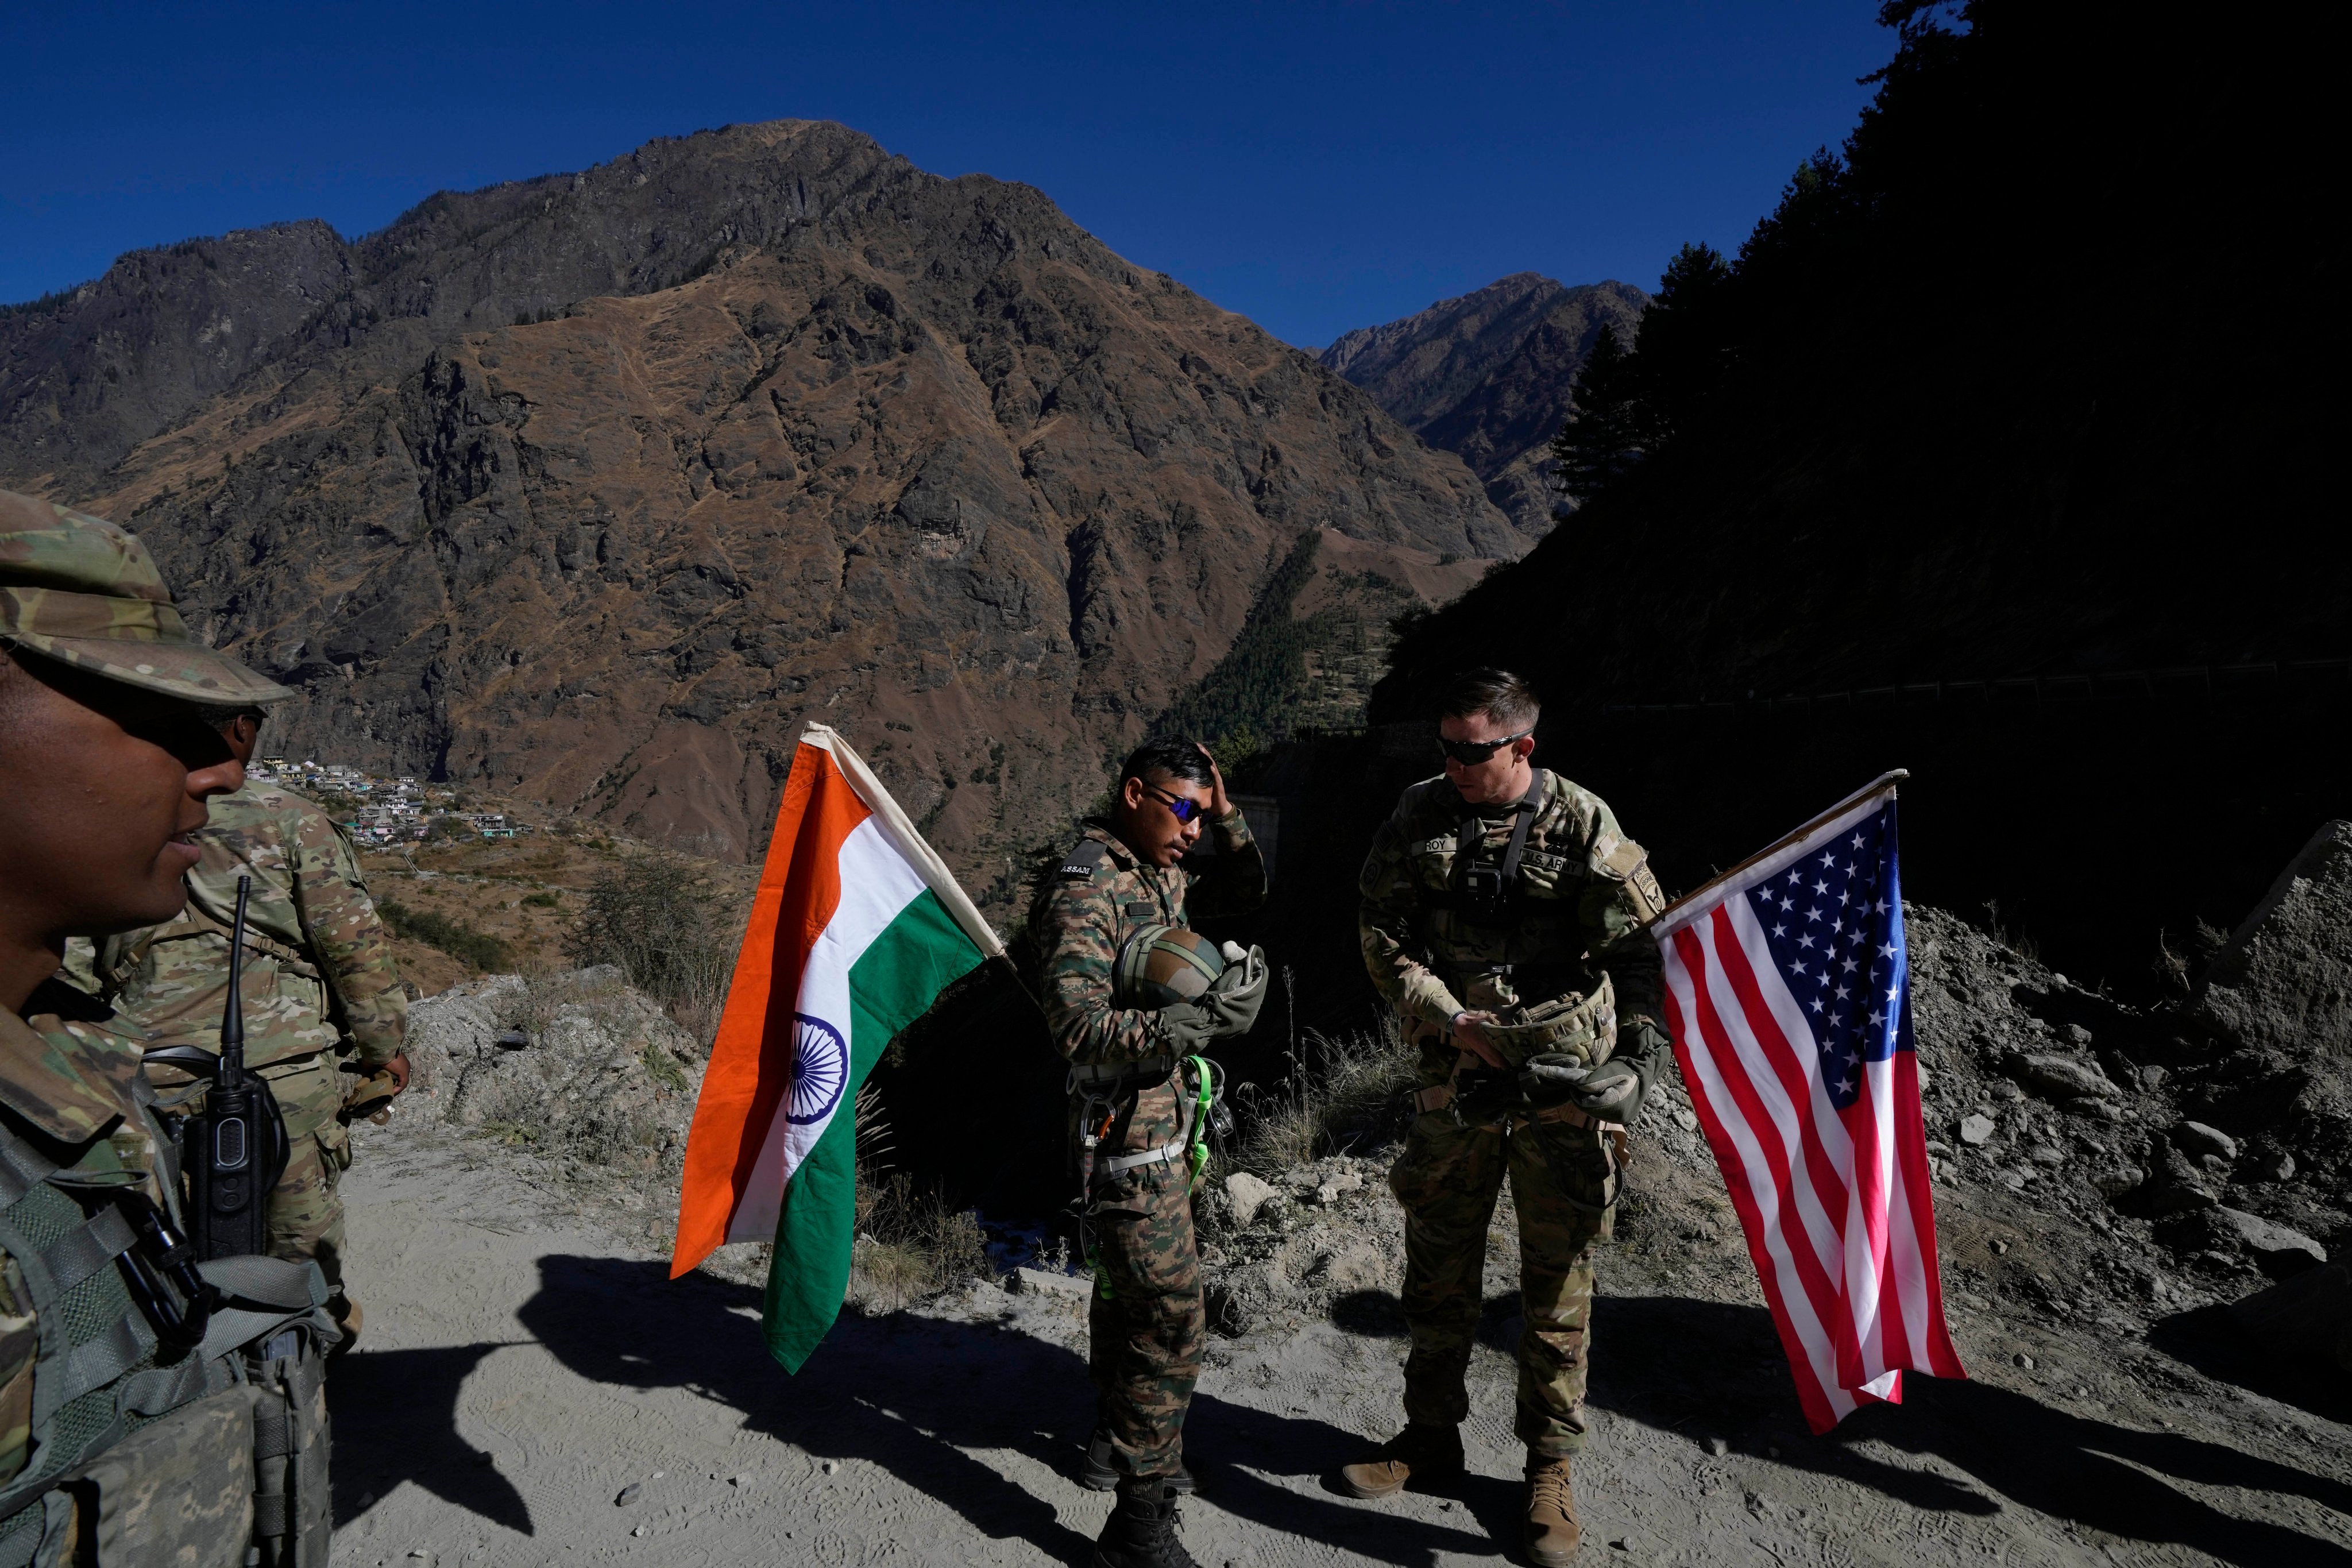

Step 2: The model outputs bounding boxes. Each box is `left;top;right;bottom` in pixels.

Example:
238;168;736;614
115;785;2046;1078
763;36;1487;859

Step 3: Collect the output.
1198;943;1269;1039
1519;1053;1592;1110
1157;1002;1218;1056
1570;1056;1647;1125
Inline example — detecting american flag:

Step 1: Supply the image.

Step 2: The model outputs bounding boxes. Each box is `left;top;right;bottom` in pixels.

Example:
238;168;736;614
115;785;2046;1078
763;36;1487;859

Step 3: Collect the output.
1651;776;1967;1432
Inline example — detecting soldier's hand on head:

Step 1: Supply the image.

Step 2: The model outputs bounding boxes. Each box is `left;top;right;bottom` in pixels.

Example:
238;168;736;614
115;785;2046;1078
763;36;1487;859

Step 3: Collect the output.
1196;742;1231;821
1450;1011;1505;1070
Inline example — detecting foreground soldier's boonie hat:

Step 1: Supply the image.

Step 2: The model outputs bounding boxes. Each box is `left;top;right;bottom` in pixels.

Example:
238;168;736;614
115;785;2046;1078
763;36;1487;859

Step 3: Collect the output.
0;488;291;705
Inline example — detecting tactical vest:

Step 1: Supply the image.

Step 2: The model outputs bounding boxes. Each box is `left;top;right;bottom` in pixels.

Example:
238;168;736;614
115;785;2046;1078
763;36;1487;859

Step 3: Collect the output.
0;1115;335;1568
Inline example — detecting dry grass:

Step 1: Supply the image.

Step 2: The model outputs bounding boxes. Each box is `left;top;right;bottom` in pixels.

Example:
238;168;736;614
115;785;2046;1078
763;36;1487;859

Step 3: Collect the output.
1231;1012;1418;1176
847;1086;992;1312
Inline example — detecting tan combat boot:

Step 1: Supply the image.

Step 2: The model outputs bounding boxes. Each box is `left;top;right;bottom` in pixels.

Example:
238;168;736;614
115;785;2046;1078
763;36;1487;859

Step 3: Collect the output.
1337;1422;1464;1499
1524;1453;1581;1565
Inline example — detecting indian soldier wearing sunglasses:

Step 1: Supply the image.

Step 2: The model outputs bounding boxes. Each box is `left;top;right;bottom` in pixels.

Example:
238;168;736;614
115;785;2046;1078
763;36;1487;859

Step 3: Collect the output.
1030;737;1268;1568
1343;668;1671;1566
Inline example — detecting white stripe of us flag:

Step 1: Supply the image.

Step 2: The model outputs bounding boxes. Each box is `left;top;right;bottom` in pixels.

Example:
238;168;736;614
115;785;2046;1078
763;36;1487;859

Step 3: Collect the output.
1651;782;1966;1432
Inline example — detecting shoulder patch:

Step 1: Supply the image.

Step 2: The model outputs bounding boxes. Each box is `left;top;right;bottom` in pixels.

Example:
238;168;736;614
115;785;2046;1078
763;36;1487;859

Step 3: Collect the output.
1059;839;1111;880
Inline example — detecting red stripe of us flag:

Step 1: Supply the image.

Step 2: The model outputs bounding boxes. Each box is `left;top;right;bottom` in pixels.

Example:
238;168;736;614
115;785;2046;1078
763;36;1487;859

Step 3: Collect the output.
1652;786;1966;1432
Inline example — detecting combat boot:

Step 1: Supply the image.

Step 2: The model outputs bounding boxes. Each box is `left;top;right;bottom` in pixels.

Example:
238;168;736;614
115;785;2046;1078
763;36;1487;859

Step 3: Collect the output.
1082;1427;1196;1494
1523;1452;1581;1565
1337;1422;1465;1499
1091;1478;1200;1568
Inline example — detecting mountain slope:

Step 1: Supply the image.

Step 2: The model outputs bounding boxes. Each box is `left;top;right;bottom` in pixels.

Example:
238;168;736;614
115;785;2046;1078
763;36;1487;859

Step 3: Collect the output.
3;121;1516;894
1320;272;1646;531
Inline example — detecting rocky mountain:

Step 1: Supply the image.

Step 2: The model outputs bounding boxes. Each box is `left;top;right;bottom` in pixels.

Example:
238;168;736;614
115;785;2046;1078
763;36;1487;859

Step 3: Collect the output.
1;120;1520;895
1320;272;1646;531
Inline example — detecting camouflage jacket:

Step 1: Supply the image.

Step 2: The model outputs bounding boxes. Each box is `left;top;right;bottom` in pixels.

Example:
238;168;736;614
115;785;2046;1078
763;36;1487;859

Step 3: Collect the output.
95;783;408;1071
1;982;170;1488
1358;769;1667;1048
1033;813;1267;1070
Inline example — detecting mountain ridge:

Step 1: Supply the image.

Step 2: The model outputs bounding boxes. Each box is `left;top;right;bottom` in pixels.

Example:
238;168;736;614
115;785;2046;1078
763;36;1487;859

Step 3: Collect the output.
1319;272;1646;531
2;119;1518;891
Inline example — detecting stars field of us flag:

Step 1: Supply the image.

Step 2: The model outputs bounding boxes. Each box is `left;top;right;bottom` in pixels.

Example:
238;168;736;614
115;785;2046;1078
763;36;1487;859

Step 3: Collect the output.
1649;772;1966;1432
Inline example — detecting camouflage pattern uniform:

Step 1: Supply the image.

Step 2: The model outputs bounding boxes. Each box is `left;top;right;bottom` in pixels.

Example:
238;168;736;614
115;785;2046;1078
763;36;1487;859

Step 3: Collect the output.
0;986;172;1493
95;783;408;1297
1358;768;1669;1457
2;488;300;1562
1033;813;1265;1480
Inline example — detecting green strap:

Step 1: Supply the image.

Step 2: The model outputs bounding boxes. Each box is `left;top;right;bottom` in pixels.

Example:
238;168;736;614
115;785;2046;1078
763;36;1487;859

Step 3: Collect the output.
1183;1056;1215;1191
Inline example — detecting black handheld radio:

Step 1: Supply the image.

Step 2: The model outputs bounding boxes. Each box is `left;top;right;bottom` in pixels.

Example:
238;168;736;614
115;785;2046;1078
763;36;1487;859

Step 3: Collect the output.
169;874;291;1259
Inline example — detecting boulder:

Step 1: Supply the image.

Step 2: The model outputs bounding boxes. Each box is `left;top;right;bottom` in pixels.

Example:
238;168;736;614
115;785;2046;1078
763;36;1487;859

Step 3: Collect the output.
2210;1207;2329;1275
1224;1172;1280;1228
2173;1121;2239;1163
2199;820;2352;1058
2014;1053;2117;1101
1958;1113;1998;1146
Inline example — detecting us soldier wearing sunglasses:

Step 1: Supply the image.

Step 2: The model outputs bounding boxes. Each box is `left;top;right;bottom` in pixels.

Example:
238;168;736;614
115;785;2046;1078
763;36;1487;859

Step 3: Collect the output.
1031;737;1268;1568
1343;668;1670;1566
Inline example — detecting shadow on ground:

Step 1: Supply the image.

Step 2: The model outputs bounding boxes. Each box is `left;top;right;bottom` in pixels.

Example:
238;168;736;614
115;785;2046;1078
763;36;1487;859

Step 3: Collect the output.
503;1256;1504;1566
1579;1292;2352;1567
327;1341;534;1533
2149;1300;2352;1426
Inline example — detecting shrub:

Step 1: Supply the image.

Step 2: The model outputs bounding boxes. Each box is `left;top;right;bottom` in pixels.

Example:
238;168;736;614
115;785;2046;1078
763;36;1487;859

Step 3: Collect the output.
562;850;735;1038
1231;1014;1417;1177
521;890;562;909
377;899;512;972
848;1086;990;1310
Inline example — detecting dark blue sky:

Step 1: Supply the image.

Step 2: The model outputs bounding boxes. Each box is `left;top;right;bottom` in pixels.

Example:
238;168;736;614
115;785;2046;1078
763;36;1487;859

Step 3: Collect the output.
1;2;1889;348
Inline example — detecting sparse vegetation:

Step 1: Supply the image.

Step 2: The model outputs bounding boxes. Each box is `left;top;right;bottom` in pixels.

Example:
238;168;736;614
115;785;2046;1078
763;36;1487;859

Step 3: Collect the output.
1230;1014;1417;1176
378;898;513;972
848;1086;990;1310
563;850;737;1038
522;889;562;909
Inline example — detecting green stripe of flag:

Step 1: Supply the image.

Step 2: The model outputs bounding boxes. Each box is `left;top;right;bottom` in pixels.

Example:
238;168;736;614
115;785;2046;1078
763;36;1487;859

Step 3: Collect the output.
762;888;987;1372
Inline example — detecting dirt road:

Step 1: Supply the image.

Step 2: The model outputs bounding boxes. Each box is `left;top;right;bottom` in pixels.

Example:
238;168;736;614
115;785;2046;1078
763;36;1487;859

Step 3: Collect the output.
329;1122;2351;1567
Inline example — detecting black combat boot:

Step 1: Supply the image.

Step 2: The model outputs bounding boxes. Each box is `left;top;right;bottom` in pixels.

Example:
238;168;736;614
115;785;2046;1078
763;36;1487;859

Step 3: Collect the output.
1091;1478;1201;1568
1081;1427;1197;1494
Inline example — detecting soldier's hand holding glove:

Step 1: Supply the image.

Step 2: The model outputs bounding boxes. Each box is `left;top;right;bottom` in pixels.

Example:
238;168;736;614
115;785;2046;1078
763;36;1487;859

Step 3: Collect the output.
1519;1053;1591;1110
1199;942;1268;1039
1158;944;1269;1049
1569;1022;1670;1123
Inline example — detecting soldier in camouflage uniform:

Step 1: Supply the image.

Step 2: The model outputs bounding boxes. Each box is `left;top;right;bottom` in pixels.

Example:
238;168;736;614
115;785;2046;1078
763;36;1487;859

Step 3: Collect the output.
1341;669;1671;1567
1;488;321;1563
1032;737;1267;1568
93;706;410;1339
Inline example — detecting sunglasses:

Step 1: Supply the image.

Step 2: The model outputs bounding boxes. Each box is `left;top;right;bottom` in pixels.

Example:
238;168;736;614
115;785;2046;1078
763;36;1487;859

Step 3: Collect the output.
1142;782;1207;824
1436;729;1532;766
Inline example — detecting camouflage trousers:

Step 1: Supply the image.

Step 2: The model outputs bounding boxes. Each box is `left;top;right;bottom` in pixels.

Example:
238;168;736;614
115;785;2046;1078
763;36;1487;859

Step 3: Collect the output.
1081;1077;1205;1480
156;1053;354;1295
1388;1106;1617;1457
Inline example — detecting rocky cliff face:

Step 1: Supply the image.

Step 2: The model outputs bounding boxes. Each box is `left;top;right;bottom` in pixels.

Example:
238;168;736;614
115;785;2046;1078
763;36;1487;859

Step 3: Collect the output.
3;120;1516;895
1320;272;1647;532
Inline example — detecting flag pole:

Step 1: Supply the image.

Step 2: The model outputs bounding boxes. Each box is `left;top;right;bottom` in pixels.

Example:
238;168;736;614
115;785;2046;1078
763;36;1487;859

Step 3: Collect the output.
794;722;1047;1015
1648;768;1909;936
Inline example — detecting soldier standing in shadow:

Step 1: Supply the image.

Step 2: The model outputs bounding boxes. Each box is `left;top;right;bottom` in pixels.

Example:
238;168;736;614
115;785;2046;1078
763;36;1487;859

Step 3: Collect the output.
1031;738;1269;1568
1342;669;1673;1566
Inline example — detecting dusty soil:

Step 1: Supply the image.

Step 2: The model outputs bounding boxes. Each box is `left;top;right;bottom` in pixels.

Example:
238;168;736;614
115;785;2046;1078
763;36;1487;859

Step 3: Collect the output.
331;1097;2352;1567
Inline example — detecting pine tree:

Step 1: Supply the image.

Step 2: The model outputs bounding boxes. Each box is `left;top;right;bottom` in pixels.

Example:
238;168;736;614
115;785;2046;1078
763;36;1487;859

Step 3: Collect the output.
1550;323;1643;509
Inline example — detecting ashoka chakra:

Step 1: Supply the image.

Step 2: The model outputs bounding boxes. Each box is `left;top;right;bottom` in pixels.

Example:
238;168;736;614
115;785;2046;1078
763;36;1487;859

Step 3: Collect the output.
787;1014;849;1125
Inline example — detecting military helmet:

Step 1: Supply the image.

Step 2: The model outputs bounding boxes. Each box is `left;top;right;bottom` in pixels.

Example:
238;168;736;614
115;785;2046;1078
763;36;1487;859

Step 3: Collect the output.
1113;924;1225;1010
1480;980;1619;1069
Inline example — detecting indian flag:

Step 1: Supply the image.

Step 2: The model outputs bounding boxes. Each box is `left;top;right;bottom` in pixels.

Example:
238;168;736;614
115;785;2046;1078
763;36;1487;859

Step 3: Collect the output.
671;723;1003;1370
